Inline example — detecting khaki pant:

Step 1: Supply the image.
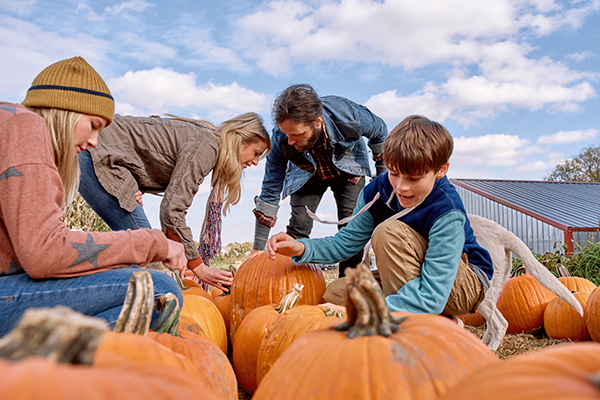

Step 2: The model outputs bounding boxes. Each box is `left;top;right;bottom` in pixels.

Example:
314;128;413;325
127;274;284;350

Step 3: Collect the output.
323;219;485;315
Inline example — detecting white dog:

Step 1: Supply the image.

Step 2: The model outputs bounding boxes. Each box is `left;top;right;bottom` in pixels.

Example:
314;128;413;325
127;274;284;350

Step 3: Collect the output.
468;214;583;351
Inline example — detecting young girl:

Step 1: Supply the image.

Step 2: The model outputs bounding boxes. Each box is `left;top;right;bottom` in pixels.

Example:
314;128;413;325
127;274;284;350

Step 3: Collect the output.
78;112;271;291
0;57;186;336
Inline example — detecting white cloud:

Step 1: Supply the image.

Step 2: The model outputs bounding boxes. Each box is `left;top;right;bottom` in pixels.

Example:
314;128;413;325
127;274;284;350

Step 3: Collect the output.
537;128;598;144
108;67;270;119
0;0;36;16
104;0;154;14
566;51;595;62
452;134;534;167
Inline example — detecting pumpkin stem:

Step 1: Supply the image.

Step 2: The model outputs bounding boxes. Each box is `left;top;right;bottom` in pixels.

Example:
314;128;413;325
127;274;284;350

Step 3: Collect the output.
275;284;304;313
555;263;571;278
332;263;406;338
153;293;182;336
0;306;108;365
145;261;187;290
113;271;154;335
323;308;346;318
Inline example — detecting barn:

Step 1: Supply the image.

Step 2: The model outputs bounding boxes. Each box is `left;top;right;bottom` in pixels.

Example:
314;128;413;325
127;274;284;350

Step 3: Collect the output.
450;178;600;255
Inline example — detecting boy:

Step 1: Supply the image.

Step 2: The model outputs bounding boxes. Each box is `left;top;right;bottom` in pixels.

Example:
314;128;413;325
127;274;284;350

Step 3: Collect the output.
266;115;493;316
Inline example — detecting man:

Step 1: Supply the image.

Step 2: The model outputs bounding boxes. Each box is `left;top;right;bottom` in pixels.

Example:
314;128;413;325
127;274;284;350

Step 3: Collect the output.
250;84;388;277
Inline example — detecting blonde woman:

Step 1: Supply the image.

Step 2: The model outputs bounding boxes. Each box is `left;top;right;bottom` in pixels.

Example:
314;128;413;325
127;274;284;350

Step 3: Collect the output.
0;57;187;337
78;112;271;291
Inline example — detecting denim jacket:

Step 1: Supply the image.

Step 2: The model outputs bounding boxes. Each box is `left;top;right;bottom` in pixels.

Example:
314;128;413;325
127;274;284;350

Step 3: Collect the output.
253;95;388;249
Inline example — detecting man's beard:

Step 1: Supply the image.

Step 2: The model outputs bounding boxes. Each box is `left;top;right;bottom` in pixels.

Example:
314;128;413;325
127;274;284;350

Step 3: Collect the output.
293;125;323;152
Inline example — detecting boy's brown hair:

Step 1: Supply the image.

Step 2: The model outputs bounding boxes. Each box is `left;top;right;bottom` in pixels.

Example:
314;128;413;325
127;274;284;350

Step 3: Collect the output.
383;115;453;175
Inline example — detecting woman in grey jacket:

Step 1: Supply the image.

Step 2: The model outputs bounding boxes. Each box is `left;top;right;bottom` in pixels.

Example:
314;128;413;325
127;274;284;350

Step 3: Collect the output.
78;112;271;291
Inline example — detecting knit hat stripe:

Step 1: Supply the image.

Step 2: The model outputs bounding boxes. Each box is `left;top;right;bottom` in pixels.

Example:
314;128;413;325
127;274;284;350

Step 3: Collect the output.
21;57;115;125
28;85;115;101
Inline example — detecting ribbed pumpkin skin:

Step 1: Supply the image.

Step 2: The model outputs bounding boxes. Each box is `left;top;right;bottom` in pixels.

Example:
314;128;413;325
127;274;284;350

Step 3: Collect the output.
212;290;232;338
182;286;215;302
585;286;600;342
148;331;238;400
496;274;557;334
256;305;346;386
181;294;228;353
95;332;203;380
543;291;590;341
232;304;281;395
0;353;219;400
438;342;600;400
253;313;499;400
230;252;326;342
558;276;597;293
457;311;486;327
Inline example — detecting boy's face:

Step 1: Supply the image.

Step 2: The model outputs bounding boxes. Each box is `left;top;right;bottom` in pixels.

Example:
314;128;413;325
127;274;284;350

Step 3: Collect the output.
387;163;449;209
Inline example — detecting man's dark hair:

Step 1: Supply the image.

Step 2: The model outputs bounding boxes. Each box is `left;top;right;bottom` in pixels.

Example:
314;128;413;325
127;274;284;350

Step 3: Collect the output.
272;84;323;126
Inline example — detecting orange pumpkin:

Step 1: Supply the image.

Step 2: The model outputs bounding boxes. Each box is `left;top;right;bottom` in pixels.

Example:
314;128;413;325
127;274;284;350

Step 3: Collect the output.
182;282;214;302
233;285;304;395
543;291;590;341
252;263;498;400
149;331;238;400
438;342;600;400
0;353;219;400
212;288;232;338
558;276;597;293
230;252;326;342
181;294;228;353
457;311;486;327
256;304;346;387
496;274;557;334
96;331;203;380
585;286;600;342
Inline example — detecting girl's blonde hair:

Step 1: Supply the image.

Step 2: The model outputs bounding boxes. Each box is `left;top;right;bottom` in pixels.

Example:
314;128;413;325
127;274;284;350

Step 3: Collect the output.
168;112;271;214
27;107;82;210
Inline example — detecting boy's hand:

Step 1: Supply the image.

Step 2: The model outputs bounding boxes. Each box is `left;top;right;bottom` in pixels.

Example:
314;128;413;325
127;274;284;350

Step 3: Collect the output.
266;232;305;260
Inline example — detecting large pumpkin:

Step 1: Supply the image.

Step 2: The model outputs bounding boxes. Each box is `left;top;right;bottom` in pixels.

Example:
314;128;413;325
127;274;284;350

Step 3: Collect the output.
585;286;600;342
0;353;219;400
256;304;346;386
230;252;326;342
496;273;557;334
233;284;304;395
438;342;600;400
543;291;590;341
252;264;498;400
558;276;597;293
181;294;228;353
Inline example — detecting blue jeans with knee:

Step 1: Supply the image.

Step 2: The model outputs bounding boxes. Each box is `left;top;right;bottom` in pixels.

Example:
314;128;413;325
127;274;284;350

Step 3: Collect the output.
0;267;183;337
78;150;152;231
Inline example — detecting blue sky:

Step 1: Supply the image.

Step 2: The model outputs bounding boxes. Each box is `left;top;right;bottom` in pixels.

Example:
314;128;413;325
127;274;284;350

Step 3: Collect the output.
2;0;599;246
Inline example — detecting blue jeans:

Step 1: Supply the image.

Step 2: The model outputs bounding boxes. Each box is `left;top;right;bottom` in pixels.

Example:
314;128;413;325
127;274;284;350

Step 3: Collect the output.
0;267;183;337
78;150;152;231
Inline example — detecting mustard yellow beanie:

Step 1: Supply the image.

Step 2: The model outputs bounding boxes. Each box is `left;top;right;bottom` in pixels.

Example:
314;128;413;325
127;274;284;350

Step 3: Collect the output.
21;56;114;126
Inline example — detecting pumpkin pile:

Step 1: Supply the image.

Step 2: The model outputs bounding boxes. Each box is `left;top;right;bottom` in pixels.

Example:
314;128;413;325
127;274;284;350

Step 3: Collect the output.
3;255;600;400
459;272;600;343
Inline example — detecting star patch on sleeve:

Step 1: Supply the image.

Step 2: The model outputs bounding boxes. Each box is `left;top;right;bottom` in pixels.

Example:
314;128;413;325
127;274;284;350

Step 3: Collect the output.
69;233;111;268
0;167;24;181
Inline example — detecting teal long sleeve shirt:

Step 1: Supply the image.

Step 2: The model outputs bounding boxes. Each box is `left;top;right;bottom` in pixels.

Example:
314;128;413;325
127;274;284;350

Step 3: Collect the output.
292;193;466;314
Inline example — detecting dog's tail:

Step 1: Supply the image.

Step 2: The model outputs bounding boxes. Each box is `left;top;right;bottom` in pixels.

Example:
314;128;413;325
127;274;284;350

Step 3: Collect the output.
496;227;583;316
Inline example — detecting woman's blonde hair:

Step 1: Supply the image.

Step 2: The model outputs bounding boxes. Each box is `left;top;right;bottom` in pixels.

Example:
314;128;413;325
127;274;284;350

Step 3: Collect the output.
168;112;271;214
27;107;82;210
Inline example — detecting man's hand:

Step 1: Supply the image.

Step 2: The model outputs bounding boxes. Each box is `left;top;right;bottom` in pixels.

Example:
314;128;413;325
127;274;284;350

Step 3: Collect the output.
266;232;306;260
192;263;234;292
162;239;187;279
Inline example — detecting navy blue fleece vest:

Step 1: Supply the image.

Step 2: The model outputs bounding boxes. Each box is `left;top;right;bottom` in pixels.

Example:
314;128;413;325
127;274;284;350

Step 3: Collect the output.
362;174;493;280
